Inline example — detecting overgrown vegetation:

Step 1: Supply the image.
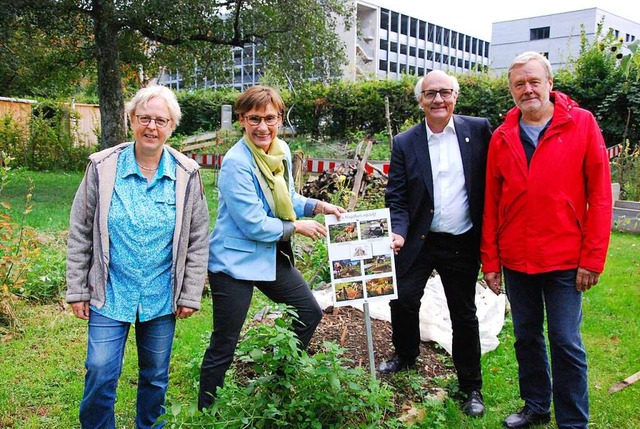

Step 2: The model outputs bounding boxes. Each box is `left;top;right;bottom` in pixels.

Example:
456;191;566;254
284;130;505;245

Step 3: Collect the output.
161;305;396;428
0;154;38;331
0;102;96;171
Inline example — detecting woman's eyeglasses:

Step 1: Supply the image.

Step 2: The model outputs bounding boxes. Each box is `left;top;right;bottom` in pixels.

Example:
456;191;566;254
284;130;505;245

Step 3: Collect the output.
136;115;171;128
243;114;280;126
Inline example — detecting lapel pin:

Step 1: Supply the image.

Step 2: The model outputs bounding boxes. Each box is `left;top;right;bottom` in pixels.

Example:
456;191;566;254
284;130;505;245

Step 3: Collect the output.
465;137;470;143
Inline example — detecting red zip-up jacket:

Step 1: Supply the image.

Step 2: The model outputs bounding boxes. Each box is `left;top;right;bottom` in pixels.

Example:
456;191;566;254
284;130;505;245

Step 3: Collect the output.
481;91;612;275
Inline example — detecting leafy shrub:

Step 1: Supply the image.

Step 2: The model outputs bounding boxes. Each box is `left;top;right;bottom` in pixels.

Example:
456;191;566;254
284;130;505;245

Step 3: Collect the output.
0;155;39;331
0;103;96;171
611;139;640;201
161;305;396;428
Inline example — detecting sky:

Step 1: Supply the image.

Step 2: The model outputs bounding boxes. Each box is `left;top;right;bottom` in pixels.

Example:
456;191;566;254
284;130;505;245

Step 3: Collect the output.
377;0;640;40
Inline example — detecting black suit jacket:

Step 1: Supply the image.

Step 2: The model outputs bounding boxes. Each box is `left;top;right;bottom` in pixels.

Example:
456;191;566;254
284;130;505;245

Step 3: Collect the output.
385;115;492;277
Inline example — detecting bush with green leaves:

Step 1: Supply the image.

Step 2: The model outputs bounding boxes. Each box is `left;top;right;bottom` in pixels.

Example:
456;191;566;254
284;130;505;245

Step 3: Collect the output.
0;102;96;171
160;305;396;428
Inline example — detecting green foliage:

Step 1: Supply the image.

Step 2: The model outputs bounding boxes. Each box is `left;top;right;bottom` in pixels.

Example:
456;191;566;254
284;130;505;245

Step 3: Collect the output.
0;156;39;331
555;27;640;148
161;304;395;428
611;139;640;201
175;89;240;136
455;73;513;128
290;77;420;138
0;103;96;171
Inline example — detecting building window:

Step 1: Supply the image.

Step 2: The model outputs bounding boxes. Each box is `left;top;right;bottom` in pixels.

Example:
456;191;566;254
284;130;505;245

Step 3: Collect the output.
400;44;407;55
427;50;434;60
400;15;408;35
450;56;456;65
418;48;425;58
428;23;435;42
409;46;416;57
409;65;415;75
390;41;398;52
443;54;449;64
457;58;463;68
465;35;471;53
399;64;407;74
391;12;399;33
472;38;477;54
380;39;388;50
435;53;441;62
419;21;426;40
379;59;388;72
418;67;424;75
484;41;490;58
530;26;550;40
458;33;465;50
410;18;418;37
390;61;398;72
436;26;442;44
444;29;450;46
380;9;389;30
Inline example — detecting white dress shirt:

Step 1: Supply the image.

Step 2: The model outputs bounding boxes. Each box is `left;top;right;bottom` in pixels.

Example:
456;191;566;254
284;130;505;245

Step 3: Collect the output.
426;118;472;235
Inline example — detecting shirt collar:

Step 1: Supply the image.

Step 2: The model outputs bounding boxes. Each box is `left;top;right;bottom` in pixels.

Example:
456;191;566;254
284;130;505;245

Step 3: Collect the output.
119;144;176;181
426;116;456;141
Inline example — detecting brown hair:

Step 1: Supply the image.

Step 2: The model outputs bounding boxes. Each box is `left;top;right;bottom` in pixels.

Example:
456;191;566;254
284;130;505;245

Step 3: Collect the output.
235;85;286;117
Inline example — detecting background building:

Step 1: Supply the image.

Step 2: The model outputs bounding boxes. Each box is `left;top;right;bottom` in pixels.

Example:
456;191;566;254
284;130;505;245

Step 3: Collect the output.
340;0;490;80
490;8;640;75
159;0;490;90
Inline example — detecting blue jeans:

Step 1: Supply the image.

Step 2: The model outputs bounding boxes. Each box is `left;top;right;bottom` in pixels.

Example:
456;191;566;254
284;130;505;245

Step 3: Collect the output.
80;310;176;429
198;250;323;410
504;268;588;429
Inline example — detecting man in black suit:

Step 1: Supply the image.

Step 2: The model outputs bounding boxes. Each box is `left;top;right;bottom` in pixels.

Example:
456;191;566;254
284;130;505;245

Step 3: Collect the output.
381;70;492;417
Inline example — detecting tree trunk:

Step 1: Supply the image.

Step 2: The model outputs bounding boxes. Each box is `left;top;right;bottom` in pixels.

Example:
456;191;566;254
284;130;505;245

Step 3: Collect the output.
93;0;126;148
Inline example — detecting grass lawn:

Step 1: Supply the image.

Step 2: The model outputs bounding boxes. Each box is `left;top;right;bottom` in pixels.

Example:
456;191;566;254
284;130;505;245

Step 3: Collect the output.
1;169;639;428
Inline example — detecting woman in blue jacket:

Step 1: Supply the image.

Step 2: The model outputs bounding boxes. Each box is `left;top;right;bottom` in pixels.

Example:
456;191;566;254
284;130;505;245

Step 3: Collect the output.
198;85;345;410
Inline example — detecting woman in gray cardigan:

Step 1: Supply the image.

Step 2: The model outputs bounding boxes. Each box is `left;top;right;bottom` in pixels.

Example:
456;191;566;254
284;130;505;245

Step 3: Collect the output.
65;85;209;429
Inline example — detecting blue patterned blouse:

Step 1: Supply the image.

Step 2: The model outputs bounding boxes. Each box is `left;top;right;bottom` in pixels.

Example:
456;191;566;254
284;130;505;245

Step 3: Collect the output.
92;144;177;322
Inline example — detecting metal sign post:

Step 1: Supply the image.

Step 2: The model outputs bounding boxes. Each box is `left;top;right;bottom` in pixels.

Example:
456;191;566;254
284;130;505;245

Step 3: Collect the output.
363;302;376;379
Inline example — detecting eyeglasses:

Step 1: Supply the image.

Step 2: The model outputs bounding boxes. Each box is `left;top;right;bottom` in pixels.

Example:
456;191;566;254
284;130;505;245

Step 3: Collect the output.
136;115;171;128
243;114;280;126
421;89;455;101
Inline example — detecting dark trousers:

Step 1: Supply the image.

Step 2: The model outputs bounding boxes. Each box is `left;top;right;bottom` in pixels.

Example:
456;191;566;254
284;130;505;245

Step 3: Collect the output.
390;231;482;393
198;251;322;410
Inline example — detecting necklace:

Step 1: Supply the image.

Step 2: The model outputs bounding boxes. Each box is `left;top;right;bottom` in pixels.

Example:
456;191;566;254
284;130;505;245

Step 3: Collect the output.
137;162;158;172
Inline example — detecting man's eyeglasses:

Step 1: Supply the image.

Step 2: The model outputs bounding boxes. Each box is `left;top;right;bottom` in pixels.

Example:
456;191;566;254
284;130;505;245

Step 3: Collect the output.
136;115;171;128
243;114;280;126
421;89;455;101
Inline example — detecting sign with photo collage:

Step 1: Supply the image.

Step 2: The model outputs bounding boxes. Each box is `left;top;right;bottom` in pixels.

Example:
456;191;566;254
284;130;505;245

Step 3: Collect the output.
324;208;398;307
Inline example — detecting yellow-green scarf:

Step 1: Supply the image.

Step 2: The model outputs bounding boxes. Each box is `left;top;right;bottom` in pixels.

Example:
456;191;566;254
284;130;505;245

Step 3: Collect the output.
244;135;297;221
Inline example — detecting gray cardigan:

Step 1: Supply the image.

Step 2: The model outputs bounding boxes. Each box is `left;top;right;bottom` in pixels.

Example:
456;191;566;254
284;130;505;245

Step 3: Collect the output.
65;142;210;312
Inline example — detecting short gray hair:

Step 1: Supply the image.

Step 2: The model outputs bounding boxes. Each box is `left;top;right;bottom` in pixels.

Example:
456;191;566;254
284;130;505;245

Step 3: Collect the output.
508;51;553;80
125;85;182;129
414;70;460;102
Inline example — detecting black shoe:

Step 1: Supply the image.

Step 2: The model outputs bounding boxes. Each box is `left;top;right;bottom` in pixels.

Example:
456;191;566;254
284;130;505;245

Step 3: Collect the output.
503;406;551;428
461;390;485;417
377;355;416;373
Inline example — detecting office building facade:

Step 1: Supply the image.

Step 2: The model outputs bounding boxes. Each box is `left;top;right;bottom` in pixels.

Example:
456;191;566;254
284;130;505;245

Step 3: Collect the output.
490;8;640;75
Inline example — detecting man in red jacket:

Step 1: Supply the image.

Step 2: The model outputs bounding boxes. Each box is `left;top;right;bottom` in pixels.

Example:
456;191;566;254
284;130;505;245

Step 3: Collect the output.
481;51;612;429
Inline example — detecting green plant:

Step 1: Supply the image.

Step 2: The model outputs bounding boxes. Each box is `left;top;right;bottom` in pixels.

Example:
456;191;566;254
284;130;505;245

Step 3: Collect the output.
0;155;39;331
161;304;396;428
611;139;640;201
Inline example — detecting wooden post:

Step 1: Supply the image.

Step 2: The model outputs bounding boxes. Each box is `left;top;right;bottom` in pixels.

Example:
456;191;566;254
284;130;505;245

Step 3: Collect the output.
292;150;304;193
348;139;373;211
385;96;393;150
